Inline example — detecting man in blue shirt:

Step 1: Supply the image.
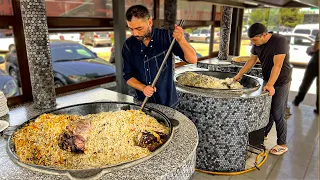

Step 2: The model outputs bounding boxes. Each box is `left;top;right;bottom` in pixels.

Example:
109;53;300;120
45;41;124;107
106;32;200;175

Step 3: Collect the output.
122;5;197;107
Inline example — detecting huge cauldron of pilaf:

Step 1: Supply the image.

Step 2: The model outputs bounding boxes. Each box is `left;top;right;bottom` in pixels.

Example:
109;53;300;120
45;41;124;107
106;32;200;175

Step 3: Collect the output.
175;71;261;93
7;102;172;177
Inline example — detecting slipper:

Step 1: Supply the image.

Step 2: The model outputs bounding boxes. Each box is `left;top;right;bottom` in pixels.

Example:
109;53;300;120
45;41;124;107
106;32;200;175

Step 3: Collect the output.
270;145;288;155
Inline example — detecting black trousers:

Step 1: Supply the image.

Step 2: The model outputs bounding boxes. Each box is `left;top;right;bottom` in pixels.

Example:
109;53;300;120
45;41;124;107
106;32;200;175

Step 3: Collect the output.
265;82;291;145
294;52;319;110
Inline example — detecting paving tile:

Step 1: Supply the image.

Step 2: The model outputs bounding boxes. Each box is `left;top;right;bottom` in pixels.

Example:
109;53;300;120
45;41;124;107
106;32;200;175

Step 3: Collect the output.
267;169;299;180
245;155;279;179
272;158;308;179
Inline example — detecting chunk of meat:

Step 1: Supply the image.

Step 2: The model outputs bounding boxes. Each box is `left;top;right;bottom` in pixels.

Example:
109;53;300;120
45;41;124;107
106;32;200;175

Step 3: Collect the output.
136;131;168;152
58;119;91;153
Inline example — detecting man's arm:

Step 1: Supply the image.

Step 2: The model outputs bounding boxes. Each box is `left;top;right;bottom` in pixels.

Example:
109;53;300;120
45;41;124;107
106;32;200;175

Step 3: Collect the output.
263;54;286;96
122;43;155;97
126;77;156;97
266;54;286;86
234;55;258;81
173;25;197;64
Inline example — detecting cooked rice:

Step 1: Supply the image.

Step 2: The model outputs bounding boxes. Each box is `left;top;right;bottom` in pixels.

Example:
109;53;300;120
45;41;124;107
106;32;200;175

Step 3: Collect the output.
13;110;169;169
178;72;243;89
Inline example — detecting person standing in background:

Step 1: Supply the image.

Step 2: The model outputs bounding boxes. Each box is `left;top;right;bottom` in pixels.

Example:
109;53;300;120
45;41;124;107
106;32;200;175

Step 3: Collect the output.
293;32;319;114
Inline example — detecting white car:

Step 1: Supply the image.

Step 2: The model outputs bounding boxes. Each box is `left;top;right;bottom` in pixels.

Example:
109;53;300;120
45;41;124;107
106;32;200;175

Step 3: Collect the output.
190;28;220;43
0;33;15;52
49;33;81;43
283;33;315;66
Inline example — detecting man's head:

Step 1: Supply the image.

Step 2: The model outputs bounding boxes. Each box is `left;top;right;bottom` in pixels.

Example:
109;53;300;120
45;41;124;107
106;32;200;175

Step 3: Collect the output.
126;5;152;41
248;23;268;46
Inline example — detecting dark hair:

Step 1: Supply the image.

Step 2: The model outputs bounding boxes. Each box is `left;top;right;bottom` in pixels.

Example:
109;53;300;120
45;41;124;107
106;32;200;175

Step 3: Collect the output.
126;5;150;21
248;23;267;38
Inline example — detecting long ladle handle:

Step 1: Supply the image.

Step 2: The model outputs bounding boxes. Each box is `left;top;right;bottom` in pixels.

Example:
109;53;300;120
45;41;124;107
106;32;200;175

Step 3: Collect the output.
140;19;185;111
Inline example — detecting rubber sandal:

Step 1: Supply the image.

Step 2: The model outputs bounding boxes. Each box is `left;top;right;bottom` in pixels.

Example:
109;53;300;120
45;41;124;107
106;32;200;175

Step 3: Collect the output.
270;145;288;155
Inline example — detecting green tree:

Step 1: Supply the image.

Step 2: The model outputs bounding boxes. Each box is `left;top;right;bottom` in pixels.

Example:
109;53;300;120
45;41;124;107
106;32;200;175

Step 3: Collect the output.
279;8;304;28
247;8;304;29
248;9;270;26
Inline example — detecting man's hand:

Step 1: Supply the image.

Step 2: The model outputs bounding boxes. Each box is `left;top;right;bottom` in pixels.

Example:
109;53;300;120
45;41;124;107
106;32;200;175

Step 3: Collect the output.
172;24;184;42
233;73;243;82
143;85;156;97
263;85;275;96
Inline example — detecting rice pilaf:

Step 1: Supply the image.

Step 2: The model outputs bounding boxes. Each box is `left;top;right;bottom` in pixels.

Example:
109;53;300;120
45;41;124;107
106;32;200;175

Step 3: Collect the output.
13;110;169;169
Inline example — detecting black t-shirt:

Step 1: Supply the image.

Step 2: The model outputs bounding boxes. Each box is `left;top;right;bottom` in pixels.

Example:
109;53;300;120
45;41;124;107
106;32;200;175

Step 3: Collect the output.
251;33;292;86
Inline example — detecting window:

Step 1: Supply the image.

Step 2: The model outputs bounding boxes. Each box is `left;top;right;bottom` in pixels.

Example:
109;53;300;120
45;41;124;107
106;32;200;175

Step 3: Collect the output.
188;26;210;57
212;28;220;52
201;29;209;34
293;37;312;46
45;0;154;18
0;0;13;16
48;31;115;88
311;29;318;37
0;28;20;98
295;29;311;35
191;29;201;34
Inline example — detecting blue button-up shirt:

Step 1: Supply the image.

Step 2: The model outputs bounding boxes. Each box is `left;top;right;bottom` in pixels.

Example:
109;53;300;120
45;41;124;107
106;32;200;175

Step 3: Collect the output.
122;28;186;107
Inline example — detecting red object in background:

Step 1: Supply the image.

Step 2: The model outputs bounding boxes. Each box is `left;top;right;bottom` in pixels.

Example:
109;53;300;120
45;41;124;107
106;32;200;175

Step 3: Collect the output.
0;1;14;16
59;35;64;40
215;12;221;21
93;33;99;38
110;47;114;53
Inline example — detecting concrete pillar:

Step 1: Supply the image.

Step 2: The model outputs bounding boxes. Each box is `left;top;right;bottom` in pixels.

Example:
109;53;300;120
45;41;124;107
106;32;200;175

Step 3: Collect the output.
218;7;233;60
20;0;56;109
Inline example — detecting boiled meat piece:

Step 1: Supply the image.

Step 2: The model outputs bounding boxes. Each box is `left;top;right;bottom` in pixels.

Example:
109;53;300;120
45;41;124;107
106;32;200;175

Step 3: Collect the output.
136;131;168;152
58;119;91;153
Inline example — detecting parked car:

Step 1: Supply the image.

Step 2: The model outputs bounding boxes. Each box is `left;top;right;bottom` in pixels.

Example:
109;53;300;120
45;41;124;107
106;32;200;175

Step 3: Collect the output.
0;32;15;52
189;28;219;43
282;33;315;66
292;24;318;37
184;30;190;42
0;56;19;97
82;32;112;47
4;40;115;88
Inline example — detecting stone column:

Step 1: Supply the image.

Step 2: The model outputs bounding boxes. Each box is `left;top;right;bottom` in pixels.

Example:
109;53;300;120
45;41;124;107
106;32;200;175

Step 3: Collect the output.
20;0;56;109
164;0;177;31
218;7;233;60
164;0;178;71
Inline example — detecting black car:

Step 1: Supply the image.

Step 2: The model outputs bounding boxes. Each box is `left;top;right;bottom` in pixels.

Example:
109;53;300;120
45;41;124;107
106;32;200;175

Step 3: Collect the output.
0;56;19;97
5;40;116;88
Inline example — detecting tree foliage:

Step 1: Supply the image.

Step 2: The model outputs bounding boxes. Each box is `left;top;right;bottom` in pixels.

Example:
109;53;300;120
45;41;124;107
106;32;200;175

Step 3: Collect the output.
247;8;304;28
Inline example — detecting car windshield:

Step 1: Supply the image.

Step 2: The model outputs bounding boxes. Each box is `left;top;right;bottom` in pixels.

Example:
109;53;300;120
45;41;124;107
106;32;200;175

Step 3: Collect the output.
51;44;96;61
294;29;311;35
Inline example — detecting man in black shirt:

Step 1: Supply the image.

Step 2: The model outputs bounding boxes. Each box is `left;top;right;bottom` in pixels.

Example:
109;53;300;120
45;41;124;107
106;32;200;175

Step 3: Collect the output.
234;23;291;155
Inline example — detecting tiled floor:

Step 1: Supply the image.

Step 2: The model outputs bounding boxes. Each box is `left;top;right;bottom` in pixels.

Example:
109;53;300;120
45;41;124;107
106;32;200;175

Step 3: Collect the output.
191;93;319;180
